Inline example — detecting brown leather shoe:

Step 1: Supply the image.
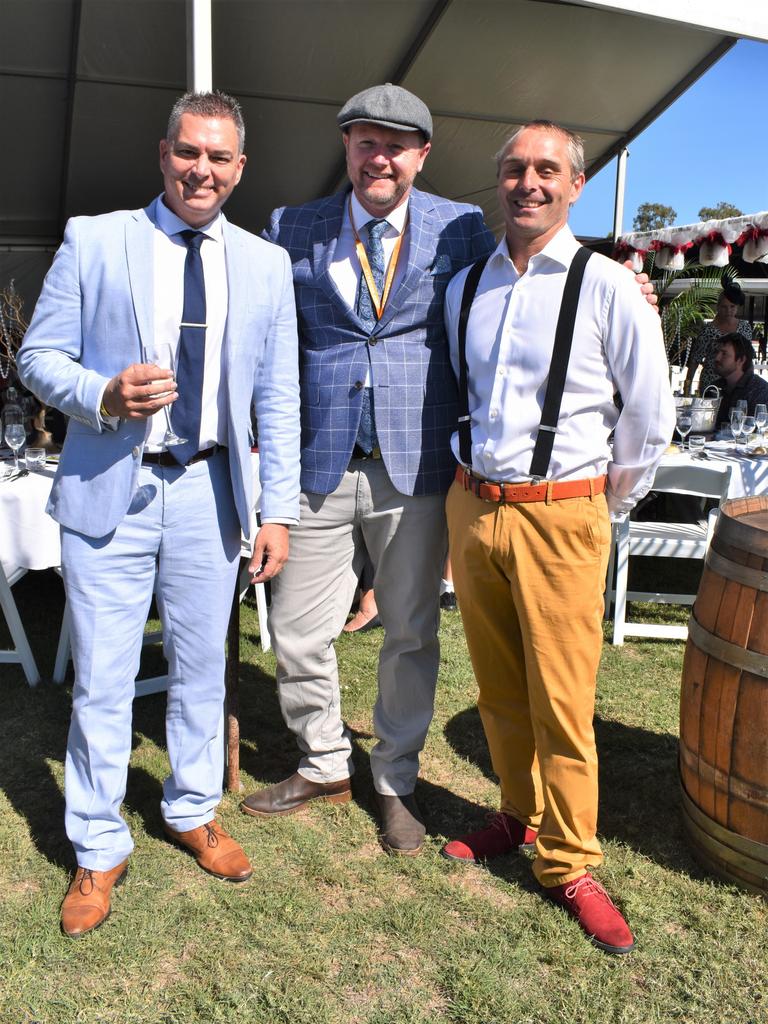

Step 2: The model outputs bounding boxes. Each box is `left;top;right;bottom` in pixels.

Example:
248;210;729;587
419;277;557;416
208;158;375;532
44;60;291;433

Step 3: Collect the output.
376;792;425;856
240;772;352;817
60;860;128;938
163;820;252;882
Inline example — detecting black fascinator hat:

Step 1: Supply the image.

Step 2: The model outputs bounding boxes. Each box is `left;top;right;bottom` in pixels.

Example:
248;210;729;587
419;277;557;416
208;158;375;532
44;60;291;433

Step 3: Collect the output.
720;274;745;306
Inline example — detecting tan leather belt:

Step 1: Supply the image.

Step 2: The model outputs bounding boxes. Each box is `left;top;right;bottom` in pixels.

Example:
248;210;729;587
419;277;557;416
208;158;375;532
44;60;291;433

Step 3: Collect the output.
456;465;606;504
143;444;224;468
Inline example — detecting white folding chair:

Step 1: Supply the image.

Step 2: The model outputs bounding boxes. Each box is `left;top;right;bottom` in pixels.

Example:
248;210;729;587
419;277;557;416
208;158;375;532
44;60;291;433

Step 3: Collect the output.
0;563;41;685
605;461;732;643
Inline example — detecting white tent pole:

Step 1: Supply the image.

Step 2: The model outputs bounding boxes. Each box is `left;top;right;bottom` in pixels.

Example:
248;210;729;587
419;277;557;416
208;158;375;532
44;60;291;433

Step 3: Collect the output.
612;147;629;241
186;0;212;92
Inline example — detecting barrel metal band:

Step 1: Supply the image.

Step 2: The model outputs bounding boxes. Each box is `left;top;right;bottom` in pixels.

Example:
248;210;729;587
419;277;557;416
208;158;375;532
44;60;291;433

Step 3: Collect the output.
679;739;768;808
687;615;768;680
716;512;768;557
706;547;768;592
684;782;765;872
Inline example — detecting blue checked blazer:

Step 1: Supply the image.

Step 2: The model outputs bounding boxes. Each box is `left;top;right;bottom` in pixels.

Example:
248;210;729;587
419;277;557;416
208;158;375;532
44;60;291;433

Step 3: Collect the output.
264;187;495;496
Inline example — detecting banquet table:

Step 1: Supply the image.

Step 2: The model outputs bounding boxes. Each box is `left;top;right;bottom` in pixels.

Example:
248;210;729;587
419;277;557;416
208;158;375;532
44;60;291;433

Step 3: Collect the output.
0;462;61;685
657;443;768;499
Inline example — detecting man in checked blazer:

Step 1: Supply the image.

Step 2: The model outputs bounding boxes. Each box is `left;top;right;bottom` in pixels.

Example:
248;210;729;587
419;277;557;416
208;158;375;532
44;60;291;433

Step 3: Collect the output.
240;84;495;854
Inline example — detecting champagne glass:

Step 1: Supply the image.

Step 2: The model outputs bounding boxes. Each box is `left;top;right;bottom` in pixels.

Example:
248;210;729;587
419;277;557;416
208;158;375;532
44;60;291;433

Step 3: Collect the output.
730;407;744;445
754;403;767;441
741;415;756;450
3;409;25;471
736;399;748;414
145;342;186;447
676;409;693;450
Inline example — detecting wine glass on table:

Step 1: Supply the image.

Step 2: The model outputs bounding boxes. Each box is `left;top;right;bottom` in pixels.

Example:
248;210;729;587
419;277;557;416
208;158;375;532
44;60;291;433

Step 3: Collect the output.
676;408;693;451
730;407;745;447
145;342;186;447
741;415;757;451
3;408;25;472
754;403;767;442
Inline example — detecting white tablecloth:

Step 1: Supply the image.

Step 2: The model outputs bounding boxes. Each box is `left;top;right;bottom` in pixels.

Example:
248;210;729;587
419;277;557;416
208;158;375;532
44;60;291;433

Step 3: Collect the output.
0;464;60;577
658;447;768;499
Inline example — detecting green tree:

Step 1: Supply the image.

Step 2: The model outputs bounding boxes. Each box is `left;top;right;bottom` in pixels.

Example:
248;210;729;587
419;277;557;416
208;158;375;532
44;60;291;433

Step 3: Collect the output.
633;202;677;232
697;201;743;221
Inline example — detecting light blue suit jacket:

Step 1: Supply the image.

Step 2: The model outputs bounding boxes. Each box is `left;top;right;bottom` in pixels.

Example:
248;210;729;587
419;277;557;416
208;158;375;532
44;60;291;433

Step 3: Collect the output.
18;199;300;539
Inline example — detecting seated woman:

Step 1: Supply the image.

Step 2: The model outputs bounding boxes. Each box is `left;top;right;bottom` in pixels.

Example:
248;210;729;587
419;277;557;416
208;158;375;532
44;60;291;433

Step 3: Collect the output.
685;278;753;395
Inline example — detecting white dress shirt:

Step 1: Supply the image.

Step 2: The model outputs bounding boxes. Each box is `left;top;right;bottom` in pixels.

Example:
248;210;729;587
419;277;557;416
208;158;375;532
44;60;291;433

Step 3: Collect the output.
329;193;409;388
444;225;675;518
146;197;229;451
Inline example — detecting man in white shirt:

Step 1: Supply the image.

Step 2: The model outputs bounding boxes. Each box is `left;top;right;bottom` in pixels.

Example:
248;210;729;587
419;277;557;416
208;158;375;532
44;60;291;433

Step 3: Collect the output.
18;91;301;936
440;120;675;955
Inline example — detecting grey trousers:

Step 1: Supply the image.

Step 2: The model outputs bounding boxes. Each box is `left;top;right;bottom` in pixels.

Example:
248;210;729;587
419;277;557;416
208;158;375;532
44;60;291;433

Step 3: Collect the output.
268;460;446;794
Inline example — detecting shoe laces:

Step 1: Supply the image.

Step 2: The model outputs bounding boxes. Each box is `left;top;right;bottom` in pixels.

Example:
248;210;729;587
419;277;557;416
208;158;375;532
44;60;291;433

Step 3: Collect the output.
564;874;616;909
76;868;95;895
203;822;221;848
486;812;519;843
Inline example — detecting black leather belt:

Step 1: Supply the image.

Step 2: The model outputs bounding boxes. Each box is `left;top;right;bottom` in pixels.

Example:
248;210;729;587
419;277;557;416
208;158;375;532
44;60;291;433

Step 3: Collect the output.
142;444;224;468
350;444;382;461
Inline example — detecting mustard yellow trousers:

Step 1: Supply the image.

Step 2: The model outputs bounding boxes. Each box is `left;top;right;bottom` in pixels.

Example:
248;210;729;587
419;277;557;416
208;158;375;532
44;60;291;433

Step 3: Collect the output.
446;480;612;886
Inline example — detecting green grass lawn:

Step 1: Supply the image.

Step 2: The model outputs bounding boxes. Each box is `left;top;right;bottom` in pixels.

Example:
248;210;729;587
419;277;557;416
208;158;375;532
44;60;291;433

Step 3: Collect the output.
0;569;766;1024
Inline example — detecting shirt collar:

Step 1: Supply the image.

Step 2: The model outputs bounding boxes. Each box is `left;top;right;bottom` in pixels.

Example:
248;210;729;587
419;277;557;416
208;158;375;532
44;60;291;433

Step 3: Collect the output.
156;194;224;242
491;223;580;273
349;191;408;236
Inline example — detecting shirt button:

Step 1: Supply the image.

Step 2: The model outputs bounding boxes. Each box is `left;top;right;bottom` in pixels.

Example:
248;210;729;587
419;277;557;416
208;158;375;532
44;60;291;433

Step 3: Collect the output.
489;409;498;421
368;337;377;346
497;367;505;377
132;446;140;457
354;380;364;390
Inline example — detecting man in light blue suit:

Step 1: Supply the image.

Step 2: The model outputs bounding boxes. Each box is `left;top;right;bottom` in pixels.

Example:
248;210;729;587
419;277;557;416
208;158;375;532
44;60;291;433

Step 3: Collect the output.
18;91;300;936
240;85;495;854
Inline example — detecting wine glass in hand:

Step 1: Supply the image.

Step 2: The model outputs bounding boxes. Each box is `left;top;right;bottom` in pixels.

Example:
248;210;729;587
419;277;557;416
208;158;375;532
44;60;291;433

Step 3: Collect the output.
676;409;693;450
146;343;185;447
3;409;25;471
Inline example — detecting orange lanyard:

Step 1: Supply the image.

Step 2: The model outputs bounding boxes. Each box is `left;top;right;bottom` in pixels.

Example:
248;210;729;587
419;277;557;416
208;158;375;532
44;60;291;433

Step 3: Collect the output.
349;199;406;320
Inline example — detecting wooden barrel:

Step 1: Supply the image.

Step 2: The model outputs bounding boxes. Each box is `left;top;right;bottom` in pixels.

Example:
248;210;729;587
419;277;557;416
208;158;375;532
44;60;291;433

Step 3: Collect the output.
679;495;768;897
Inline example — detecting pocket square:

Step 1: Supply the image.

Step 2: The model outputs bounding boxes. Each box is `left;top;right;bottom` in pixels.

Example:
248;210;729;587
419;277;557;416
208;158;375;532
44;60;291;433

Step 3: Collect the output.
429;254;453;276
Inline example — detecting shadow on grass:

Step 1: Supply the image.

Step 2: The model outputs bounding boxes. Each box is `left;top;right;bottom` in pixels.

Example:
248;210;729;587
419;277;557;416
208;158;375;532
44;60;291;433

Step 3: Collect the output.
443;704;702;878
235;661;488;849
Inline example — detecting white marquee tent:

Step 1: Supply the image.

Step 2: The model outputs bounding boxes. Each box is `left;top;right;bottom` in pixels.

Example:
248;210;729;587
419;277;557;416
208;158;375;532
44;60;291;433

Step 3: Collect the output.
3;0;767;309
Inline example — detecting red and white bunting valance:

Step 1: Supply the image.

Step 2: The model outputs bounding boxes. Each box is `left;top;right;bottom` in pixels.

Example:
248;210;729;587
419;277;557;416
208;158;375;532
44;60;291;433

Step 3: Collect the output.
614;211;768;272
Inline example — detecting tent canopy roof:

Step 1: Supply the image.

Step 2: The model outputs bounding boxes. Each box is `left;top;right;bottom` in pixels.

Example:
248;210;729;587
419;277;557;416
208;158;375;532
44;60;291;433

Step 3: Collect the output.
1;0;757;249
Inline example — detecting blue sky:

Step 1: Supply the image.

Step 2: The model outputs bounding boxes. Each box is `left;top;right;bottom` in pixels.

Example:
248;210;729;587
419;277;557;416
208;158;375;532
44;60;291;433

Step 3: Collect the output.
569;38;768;238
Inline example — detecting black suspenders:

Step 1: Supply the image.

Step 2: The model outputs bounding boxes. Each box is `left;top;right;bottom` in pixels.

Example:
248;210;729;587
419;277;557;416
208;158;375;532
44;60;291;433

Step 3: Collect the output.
456;246;593;481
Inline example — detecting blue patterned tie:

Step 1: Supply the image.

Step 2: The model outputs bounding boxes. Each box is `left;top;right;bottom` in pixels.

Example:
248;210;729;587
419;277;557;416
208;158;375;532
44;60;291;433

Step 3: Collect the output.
355;218;387;453
171;230;207;465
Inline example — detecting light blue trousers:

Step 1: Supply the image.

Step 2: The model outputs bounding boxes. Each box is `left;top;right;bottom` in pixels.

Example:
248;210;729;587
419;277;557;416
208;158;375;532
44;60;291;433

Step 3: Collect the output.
60;453;241;871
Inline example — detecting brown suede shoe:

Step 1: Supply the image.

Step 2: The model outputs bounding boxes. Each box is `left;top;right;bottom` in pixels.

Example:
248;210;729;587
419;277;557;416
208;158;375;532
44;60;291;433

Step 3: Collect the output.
60;860;128;938
240;772;352;817
376;792;425;856
163;820;252;882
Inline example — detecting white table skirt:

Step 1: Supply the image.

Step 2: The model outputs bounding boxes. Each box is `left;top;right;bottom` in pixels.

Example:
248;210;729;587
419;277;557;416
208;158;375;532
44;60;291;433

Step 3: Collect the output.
0;465;60;577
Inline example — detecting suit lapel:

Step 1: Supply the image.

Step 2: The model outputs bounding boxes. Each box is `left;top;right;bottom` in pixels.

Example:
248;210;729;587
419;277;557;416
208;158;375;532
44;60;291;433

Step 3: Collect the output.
376;189;435;333
310;192;350;312
222;217;245;381
125;205;156;360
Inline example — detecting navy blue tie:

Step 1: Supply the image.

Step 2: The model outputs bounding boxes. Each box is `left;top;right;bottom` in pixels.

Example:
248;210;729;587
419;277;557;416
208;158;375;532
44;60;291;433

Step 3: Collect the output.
171;230;207;464
355;219;387;453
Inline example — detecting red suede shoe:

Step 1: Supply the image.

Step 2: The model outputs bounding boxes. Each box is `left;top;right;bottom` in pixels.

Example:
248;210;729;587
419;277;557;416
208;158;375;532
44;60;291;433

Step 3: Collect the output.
440;812;538;863
544;873;635;955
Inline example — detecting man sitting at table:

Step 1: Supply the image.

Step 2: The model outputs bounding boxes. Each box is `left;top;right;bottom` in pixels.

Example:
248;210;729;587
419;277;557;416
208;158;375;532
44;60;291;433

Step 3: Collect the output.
714;333;768;424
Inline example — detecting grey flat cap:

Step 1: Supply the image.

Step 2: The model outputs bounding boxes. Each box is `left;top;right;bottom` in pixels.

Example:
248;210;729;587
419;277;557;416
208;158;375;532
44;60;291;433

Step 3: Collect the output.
337;83;432;141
